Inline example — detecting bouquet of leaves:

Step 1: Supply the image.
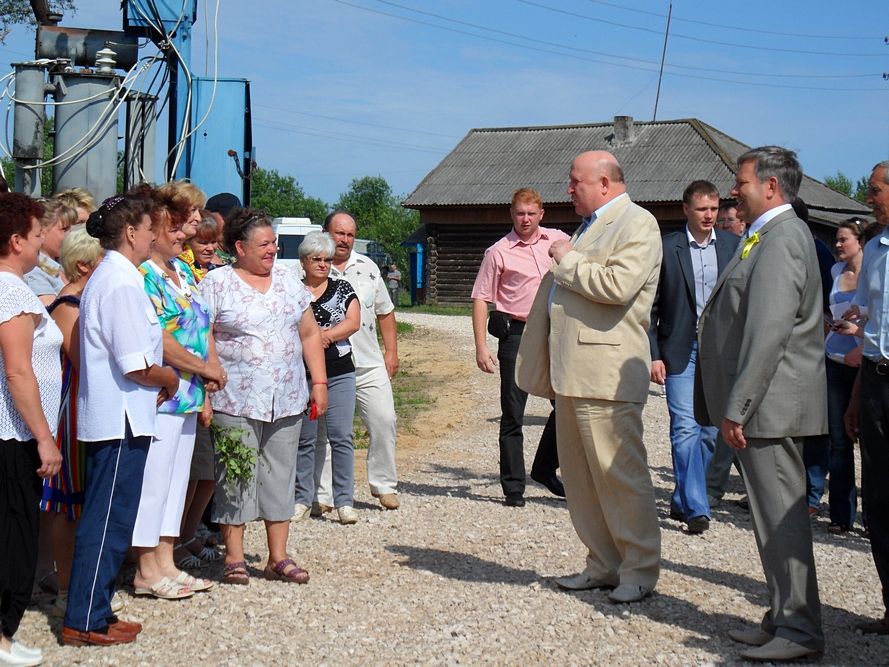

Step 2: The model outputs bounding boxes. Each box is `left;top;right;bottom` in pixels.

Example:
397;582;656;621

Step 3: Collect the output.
210;421;255;485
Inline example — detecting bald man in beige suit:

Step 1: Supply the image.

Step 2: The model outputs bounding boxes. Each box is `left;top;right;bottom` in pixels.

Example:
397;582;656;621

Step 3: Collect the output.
517;151;662;603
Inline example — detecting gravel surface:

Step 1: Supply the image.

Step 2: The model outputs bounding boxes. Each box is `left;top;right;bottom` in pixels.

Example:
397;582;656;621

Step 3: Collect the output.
19;312;888;665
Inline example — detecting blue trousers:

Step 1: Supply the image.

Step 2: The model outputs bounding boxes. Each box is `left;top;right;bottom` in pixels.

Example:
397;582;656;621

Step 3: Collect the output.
64;425;149;631
665;343;715;520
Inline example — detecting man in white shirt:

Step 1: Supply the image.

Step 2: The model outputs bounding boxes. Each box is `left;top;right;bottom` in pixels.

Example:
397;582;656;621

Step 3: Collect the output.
320;211;400;510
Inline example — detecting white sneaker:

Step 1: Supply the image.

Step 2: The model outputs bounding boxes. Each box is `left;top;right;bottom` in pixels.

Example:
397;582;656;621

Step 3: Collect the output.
110;591;124;613
0;640;43;666
292;503;311;522
337;506;358;524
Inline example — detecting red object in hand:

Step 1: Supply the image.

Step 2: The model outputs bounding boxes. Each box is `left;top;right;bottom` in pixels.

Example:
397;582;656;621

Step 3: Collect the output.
309;402;318;421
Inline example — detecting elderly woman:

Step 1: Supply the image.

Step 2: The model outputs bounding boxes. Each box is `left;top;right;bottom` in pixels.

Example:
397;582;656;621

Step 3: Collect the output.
24;199;77;305
0;192;62;667
200;208;327;585
294;232;360;525
40;225;104;620
54;187;95;225
174;209;226;571
130;192;221;599
62;196;178;647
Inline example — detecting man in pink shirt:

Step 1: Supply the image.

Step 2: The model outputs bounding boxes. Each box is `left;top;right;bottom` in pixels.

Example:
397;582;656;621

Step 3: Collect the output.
471;188;570;507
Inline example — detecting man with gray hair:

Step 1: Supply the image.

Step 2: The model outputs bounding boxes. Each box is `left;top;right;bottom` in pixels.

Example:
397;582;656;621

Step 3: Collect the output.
842;159;889;635
696;146;826;661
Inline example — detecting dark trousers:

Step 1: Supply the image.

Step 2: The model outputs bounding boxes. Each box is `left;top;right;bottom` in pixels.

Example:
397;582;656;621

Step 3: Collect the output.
859;359;889;612
0;439;40;639
497;324;558;497
64;425;150;631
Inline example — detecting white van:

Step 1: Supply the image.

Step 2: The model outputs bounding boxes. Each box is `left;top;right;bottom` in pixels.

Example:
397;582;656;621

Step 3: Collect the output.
272;217;322;267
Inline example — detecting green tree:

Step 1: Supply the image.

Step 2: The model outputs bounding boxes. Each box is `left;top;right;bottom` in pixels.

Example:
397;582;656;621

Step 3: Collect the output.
1;115;55;196
334;175;419;271
0;1;77;38
248;167;328;222
824;170;868;203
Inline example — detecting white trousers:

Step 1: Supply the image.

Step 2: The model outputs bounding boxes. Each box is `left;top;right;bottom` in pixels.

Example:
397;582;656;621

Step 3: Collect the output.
316;364;397;502
131;412;197;547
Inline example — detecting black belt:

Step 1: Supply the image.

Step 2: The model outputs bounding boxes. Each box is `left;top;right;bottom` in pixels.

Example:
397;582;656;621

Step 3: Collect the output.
864;357;889;376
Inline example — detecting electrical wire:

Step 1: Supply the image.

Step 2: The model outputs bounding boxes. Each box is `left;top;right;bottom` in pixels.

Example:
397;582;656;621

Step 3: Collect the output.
331;0;888;92
252;104;459;139
517;0;886;58
580;0;881;41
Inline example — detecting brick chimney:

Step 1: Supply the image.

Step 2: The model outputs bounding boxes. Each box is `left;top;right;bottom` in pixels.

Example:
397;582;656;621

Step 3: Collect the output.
613;115;635;143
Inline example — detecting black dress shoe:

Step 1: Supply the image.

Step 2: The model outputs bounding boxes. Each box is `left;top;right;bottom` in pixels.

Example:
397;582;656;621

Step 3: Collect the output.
530;471;566;497
687;516;710;534
669;507;684;521
504;494;525;507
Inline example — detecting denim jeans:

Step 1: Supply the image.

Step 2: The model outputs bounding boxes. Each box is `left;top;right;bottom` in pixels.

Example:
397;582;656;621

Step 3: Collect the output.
665;342;715;520
825;358;859;526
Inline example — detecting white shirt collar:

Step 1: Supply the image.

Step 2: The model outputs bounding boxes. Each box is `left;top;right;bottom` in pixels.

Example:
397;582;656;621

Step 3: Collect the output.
747;203;792;237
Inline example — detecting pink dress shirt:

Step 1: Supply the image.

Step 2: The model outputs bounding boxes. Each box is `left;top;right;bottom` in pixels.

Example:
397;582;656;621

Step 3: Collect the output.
471;226;570;321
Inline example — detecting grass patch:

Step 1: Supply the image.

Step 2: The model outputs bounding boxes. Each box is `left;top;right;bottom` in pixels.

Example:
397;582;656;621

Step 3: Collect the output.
353;324;432;449
397;303;472;316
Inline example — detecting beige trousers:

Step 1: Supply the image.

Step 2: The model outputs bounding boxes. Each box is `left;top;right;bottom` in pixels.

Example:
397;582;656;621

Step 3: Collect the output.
555;395;661;589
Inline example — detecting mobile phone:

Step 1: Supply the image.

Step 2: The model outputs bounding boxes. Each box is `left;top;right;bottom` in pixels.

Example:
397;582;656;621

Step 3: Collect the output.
309;401;318;421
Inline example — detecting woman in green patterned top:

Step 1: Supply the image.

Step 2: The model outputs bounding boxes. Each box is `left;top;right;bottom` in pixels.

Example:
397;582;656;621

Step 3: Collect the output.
130;189;225;599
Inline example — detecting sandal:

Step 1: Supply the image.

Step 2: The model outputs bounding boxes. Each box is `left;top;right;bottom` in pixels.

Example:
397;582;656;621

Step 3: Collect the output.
222;561;249;586
264;558;309;584
133;576;194;599
173;570;215;592
174;540;206;570
827;523;850;535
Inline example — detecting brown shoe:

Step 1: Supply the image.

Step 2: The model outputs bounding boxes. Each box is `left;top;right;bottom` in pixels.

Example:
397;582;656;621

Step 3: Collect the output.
61;626;137;646
108;618;142;635
375;493;400;510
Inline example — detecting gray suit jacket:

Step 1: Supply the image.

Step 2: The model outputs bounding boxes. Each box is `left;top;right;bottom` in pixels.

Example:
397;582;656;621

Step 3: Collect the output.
695;209;827;438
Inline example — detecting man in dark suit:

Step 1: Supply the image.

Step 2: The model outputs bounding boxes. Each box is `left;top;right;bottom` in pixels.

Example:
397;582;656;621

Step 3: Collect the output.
649;180;738;534
696;146;826;662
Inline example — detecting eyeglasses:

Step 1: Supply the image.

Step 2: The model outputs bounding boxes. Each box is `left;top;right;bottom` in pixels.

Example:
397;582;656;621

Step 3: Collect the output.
307;256;330;264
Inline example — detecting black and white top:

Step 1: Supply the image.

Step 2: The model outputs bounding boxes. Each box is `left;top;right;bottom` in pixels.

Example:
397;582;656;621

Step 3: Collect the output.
309;277;358;378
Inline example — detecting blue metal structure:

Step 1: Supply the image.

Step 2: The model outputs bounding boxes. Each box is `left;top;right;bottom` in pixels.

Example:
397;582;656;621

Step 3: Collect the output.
184;77;252;201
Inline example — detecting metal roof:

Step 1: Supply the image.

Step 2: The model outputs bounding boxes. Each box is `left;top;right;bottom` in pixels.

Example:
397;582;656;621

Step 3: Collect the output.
403;117;869;222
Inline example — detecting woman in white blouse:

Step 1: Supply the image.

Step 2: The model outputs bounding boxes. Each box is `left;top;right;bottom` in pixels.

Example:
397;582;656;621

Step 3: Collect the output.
62;196;178;648
201;208;327;586
0;193;63;667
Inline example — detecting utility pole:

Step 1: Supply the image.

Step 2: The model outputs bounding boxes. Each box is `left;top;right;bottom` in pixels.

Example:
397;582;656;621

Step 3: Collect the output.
653;2;673;122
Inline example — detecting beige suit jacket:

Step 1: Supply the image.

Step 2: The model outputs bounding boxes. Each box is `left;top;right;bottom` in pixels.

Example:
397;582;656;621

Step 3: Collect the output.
516;195;662;404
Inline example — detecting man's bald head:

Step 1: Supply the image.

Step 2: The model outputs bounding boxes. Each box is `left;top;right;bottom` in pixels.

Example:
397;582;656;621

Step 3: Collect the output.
567;151;627;217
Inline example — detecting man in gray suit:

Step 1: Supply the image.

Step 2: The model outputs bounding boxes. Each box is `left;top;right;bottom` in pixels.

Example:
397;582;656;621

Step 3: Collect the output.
696;146;826;662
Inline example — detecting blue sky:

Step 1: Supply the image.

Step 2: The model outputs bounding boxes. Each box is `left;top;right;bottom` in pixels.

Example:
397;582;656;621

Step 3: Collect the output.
1;0;887;205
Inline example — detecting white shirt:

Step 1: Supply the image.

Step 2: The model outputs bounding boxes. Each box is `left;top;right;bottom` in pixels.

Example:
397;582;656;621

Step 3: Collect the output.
200;264;313;421
329;252;394;369
853;228;889;360
0;272;62;441
77;250;164;441
746;203;792;237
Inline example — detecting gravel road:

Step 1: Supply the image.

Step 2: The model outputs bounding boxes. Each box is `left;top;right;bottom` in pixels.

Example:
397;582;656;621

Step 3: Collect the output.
18;312;887;665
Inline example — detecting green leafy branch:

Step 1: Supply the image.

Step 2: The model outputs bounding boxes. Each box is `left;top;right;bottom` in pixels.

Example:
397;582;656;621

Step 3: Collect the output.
210;421;256;485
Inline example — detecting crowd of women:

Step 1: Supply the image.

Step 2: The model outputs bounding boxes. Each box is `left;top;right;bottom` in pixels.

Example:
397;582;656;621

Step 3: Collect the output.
0;179;367;665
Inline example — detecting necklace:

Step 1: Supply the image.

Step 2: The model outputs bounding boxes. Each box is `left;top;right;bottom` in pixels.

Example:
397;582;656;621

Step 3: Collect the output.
149;259;194;301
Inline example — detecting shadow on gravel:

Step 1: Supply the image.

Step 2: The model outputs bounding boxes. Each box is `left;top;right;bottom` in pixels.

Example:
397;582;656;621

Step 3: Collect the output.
387;545;538;585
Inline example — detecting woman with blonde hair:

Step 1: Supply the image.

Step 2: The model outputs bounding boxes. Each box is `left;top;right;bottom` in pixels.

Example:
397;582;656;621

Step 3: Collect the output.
24;200;77;305
54;187;95;224
41;224;104;619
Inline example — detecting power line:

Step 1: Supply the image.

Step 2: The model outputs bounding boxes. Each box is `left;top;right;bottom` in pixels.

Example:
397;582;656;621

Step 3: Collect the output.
331;0;887;92
253;104;459;139
581;0;882;41
518;0;887;58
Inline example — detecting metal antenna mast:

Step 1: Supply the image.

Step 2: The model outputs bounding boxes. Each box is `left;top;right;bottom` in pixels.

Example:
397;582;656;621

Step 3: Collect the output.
652;2;673;122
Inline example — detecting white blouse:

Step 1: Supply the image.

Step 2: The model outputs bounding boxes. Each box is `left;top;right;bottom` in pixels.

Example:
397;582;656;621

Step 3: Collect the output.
0;272;62;441
77;251;164;441
200;263;312;421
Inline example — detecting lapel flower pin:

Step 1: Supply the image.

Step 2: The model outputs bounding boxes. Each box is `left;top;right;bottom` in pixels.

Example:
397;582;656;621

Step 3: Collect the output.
740;231;760;259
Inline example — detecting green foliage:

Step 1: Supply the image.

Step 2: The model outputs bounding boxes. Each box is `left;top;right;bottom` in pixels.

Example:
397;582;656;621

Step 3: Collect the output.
249;167;328;222
0;1;77;36
824;170;868;203
1;115;54;195
334;175;419;272
400;303;472;316
210;421;256;485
